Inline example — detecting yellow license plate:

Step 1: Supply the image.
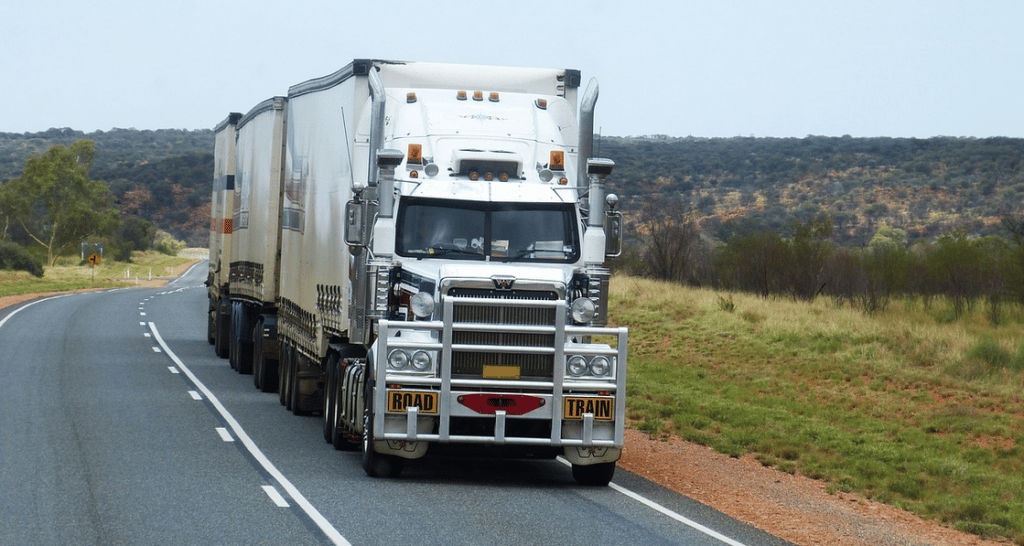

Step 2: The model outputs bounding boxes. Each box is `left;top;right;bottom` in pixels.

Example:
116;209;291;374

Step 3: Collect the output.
386;390;439;414
563;397;614;420
482;365;520;380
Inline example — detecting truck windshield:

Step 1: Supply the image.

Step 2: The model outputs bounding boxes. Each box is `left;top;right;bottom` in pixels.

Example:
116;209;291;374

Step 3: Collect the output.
396;198;579;262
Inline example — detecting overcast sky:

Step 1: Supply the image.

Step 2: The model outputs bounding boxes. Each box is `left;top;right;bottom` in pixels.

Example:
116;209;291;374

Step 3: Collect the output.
3;0;1022;138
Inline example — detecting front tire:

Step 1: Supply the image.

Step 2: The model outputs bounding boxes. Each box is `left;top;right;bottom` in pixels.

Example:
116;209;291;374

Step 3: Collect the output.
362;381;403;478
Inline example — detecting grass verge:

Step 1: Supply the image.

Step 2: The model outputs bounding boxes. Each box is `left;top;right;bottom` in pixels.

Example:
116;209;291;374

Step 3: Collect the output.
612;276;1024;544
0;251;194;297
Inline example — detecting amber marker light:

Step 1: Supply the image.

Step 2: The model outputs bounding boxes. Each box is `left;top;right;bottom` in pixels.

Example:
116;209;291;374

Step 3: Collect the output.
550;151;565;170
473;91;484;101
406;92;417;103
457;90;468;101
407;143;423;164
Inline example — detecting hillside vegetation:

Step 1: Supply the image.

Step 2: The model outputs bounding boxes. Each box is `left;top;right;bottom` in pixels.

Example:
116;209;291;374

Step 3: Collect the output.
613;275;1024;543
1;129;1022;251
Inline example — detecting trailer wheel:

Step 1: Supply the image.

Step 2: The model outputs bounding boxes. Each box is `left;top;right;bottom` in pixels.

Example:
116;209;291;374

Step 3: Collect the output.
252;318;264;390
290;352;313;416
207;306;216;345
362;381;403;478
571;462;616;486
279;343;292;407
214;301;230;359
253;318;278;393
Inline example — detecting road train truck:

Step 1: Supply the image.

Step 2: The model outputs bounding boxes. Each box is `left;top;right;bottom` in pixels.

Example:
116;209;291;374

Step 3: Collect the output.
207;59;627;485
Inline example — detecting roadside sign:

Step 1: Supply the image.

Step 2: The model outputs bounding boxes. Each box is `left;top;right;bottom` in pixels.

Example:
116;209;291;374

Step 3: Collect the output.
88;253;101;266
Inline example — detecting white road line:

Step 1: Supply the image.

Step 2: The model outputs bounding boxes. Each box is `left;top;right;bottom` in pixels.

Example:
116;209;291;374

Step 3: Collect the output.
149;322;352;546
140;322;146;326
0;295;71;330
152;347;162;353
262;485;291;508
555;457;749;546
215;427;234;442
144;333;152;338
168;367;179;374
188;390;202;401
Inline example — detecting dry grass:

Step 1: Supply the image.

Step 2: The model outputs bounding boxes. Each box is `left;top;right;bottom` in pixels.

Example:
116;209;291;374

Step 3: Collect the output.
611;275;1024;544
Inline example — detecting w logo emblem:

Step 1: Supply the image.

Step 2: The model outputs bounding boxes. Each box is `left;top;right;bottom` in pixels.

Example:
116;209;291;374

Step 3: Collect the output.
492;276;515;290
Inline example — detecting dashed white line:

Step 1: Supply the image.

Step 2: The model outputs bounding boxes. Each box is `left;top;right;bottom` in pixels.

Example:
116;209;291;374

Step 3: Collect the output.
149;322;352;546
215;427;234;442
188;390;202;401
168;366;179;374
152;346;162;353
262;485;290;508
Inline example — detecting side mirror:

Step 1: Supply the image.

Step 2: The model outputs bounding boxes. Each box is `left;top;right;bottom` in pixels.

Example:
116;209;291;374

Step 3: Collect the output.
605;210;622;258
344;200;364;247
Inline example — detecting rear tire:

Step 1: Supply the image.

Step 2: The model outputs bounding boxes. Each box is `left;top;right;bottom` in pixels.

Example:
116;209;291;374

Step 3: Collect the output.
571;462;616;486
279;343;292;408
214;301;230;359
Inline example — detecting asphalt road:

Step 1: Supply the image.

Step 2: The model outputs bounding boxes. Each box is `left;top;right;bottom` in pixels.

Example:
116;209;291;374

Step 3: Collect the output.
0;262;793;546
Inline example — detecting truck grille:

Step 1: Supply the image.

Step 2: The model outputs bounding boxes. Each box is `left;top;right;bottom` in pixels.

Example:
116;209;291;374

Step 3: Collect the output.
447;288;558;378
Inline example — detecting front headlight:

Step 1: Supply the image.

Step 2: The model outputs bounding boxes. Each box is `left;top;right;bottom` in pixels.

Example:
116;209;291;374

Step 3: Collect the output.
410;291;435;318
570;297;596;324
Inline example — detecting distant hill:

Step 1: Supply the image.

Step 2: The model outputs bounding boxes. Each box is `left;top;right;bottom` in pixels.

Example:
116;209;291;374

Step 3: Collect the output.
0;128;214;246
599;135;1024;245
2;129;1021;248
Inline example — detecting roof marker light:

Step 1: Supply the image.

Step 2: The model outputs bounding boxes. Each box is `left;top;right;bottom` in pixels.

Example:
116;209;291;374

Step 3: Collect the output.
406;92;417;103
489;92;500;102
473;91;484;101
550;151;565;171
535;98;548;109
457;90;468;101
407;143;423;164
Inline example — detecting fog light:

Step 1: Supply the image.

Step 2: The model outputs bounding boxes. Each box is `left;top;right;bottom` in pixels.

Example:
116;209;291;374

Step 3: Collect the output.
388;349;410;370
567;355;588;376
411;350;432;371
590;356;611;377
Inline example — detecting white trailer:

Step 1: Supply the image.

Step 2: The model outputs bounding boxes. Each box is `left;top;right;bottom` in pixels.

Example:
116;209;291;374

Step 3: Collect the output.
207;112;240;358
210;59;626;485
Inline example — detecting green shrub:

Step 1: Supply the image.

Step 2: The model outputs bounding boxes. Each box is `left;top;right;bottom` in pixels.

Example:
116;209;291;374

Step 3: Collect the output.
152;230;185;256
0;242;44;277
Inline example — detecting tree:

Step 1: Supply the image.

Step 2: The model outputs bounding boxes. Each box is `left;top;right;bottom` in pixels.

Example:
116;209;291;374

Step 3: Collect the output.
0;140;119;265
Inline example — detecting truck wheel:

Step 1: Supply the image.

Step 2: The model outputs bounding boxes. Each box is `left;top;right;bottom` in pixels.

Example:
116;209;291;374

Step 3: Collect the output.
214;303;230;359
252;319;264;390
254;319;278;393
279;344;292;407
571;462;616;486
322;354;338;443
362;385;403;478
207;307;216;345
290;353;312;416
